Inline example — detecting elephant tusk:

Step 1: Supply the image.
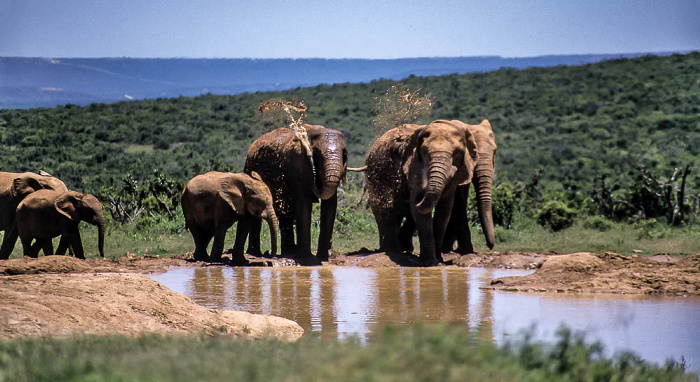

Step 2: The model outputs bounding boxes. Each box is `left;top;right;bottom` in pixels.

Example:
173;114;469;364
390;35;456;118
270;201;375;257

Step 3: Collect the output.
347;166;367;172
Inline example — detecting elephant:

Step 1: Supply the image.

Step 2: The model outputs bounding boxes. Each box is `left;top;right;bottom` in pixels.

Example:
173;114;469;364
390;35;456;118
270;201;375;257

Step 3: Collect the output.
0;171;68;259
241;124;348;261
442;119;497;254
15;190;105;259
181;171;278;263
364;120;478;265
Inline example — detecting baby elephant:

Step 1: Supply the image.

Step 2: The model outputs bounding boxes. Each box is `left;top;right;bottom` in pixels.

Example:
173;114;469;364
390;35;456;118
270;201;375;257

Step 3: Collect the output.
181;171;278;264
16;190;106;259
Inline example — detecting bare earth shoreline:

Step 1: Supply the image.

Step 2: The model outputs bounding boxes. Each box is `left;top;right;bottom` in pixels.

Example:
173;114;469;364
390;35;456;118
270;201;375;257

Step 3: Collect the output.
1;250;699;340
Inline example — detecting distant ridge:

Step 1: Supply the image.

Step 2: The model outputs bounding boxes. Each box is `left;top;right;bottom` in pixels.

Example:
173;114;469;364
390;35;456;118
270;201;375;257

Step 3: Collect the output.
0;53;681;109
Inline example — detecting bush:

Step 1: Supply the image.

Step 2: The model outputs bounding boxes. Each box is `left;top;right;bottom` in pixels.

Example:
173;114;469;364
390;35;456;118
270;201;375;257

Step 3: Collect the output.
582;216;614;231
537;201;576;231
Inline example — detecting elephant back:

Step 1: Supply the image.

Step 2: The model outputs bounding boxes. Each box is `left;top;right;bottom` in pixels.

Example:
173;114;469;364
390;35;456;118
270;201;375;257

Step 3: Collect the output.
244;128;295;216
365;125;418;215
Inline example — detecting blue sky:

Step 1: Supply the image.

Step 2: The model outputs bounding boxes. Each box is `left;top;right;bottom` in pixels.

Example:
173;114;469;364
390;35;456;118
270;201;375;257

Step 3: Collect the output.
1;0;698;58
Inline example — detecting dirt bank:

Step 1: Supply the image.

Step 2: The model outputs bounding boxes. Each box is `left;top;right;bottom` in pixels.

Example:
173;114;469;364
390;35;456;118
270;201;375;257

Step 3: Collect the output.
485;252;700;296
0;256;303;341
1;250;698;340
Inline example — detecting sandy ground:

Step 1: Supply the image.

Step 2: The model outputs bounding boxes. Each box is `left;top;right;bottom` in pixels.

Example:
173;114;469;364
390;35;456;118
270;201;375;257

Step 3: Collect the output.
1;250;698;340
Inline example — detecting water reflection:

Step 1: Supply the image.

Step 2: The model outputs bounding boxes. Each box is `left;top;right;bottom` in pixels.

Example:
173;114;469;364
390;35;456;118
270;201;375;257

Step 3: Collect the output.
150;266;700;371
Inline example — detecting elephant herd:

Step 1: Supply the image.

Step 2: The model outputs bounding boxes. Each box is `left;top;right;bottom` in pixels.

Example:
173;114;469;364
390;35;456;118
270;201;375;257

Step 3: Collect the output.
0;171;105;260
182;119;496;266
0;119;496;266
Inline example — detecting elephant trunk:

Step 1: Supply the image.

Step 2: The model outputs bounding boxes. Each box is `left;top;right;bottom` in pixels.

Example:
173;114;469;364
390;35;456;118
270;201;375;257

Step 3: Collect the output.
97;217;106;258
313;151;343;201
264;206;278;257
416;153;452;215
474;156;495;249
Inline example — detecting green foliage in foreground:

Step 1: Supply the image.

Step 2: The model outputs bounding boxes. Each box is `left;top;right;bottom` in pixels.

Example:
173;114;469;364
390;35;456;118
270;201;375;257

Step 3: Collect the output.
0;325;694;382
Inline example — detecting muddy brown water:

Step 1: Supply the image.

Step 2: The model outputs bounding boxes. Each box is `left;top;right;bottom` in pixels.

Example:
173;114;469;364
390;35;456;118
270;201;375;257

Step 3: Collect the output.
150;266;700;371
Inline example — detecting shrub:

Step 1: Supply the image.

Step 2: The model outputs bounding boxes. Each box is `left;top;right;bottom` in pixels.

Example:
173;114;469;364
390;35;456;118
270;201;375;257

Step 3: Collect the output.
582;216;614;231
537;201;576;231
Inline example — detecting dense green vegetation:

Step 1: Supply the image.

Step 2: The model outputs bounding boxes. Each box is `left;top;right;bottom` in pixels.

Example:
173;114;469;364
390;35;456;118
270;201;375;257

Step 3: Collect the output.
1;53;698;254
1;325;695;381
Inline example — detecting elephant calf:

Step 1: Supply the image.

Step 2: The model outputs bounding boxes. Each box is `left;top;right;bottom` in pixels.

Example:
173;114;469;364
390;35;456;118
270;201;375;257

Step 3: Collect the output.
16;190;106;259
181;171;278;263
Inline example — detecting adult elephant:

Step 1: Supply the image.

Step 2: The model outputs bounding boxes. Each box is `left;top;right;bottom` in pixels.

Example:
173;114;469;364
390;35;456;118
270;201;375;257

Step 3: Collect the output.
365;120;478;265
16;190;105;259
0;171;68;259
442;120;497;254
182;171;278;264
242;125;348;261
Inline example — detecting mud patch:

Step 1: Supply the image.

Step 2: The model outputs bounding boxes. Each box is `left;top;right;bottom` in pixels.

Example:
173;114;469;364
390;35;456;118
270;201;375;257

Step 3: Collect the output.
487;252;700;296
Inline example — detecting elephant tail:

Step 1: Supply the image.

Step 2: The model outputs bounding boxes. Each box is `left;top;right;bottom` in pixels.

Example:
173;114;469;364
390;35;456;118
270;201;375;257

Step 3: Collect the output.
347;165;367;172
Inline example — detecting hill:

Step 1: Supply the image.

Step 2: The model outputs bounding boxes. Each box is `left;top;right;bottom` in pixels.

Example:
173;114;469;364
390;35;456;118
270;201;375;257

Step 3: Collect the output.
0;53;667;109
0;53;698;215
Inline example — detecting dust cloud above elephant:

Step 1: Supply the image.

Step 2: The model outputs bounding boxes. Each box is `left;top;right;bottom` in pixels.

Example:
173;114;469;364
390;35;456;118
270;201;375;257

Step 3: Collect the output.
181;171;278;264
15;190;105;259
364;120;478;265
243;125;348;261
0;171;68;259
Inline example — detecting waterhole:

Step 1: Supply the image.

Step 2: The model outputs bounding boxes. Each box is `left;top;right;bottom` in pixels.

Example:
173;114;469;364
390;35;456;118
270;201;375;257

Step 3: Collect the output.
151;266;700;371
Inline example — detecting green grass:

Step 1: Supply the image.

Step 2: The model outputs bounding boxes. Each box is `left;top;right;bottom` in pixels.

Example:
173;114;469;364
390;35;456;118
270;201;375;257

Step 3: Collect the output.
483;215;700;256
3;212;698;260
0;325;695;381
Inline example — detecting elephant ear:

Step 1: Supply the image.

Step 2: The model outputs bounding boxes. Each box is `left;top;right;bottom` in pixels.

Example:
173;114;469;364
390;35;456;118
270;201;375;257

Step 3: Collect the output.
402;126;427;180
458;123;479;186
11;176;41;200
218;175;246;215
54;192;81;222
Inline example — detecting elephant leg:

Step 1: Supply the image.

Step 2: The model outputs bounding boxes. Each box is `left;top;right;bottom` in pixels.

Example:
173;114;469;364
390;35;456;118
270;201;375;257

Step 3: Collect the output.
56;235;70;256
399;215;415;254
0;224;19;259
412;210;438;266
20;236;40;258
40;239;54;257
295;201;313;258
377;213;402;254
189;226;213;261
443;184;474;254
317;194;337;261
232;218;251;258
70;229;85;259
278;214;296;255
432;196;455;262
210;224;231;263
245;218;263;257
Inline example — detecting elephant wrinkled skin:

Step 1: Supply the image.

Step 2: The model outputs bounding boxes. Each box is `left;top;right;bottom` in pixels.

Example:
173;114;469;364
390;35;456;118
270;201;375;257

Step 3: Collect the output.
0;171;68;259
365;120;478;265
181;171;278;263
16;190;105;259
443;120;497;254
243;125;348;261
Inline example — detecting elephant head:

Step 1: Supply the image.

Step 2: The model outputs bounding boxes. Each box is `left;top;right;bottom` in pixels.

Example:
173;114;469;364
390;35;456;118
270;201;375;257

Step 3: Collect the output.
218;172;278;256
305;125;348;200
468;120;497;249
11;171;68;201
54;191;105;257
403;120;479;215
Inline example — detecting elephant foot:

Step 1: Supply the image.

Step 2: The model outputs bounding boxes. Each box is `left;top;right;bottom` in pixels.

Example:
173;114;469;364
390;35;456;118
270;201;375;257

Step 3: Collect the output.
419;254;441;267
231;254;250;266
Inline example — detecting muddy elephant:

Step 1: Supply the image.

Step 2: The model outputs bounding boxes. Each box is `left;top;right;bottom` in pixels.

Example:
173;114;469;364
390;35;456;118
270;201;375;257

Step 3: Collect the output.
442;120;497;254
242;125;348;261
16;190;105;259
365;120;478;265
0;171;68;259
182;171;278;263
